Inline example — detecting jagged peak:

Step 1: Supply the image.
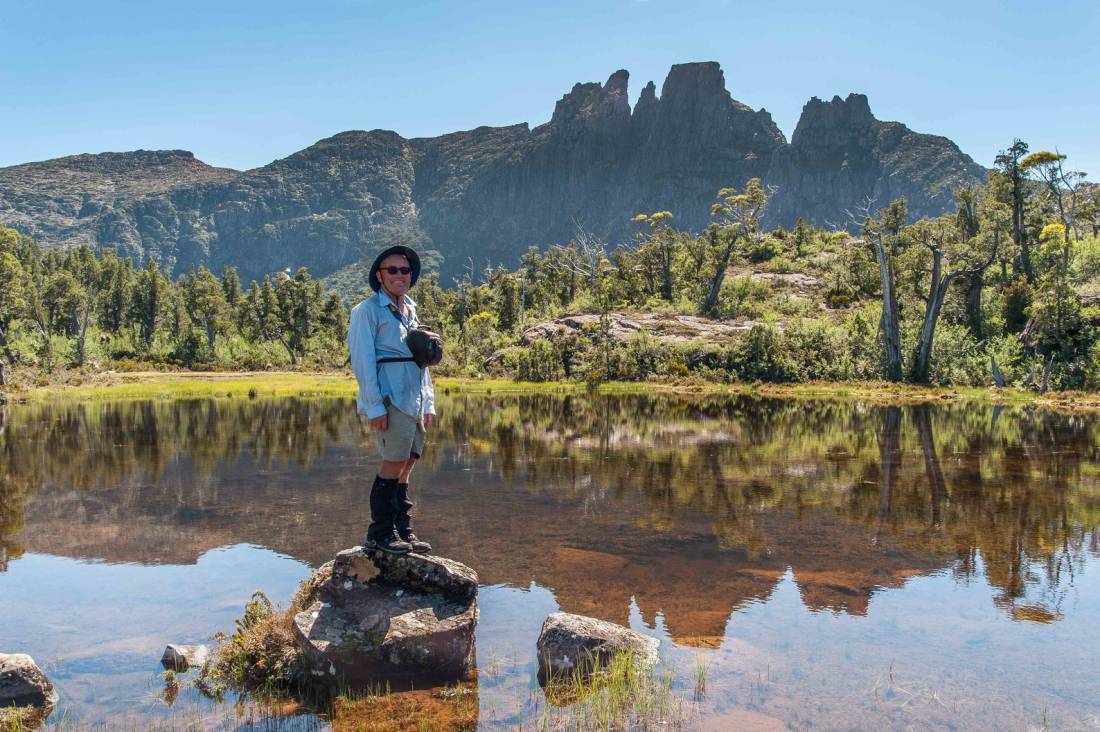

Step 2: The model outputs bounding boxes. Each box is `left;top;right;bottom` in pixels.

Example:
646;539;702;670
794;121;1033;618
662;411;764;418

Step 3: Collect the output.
795;93;875;133
633;80;659;120
660;61;728;100
549;71;631;127
604;69;629;98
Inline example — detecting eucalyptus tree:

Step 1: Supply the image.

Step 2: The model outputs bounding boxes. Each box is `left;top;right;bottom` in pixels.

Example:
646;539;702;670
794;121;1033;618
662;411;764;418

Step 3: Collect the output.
994;139;1033;283
631;210;676;301
906;195;1001;384
702;178;771;316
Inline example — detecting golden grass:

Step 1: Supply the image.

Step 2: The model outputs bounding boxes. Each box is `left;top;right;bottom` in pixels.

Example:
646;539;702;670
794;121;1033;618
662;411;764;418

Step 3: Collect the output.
7;369;1100;412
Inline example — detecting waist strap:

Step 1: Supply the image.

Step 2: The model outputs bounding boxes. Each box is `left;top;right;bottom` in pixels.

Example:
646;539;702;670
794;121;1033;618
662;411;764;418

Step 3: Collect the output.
377;356;416;363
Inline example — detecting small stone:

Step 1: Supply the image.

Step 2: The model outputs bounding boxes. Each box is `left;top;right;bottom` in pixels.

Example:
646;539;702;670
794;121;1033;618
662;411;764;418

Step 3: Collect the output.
0;653;58;708
160;644;209;671
333;547;378;584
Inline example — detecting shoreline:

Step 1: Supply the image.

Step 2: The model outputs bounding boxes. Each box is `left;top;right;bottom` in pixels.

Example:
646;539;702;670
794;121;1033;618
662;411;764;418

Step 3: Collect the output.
4;369;1100;412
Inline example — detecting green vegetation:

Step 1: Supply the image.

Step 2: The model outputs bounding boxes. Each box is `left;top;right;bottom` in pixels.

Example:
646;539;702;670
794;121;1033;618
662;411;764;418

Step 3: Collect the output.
1;140;1098;392
534;651;685;731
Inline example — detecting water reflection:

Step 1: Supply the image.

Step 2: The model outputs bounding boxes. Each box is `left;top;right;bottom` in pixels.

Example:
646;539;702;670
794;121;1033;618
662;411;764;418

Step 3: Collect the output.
3;395;1098;628
2;394;1099;727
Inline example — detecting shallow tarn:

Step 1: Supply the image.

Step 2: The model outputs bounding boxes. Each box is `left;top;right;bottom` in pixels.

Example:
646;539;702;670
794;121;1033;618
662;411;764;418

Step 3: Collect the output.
1;393;1098;730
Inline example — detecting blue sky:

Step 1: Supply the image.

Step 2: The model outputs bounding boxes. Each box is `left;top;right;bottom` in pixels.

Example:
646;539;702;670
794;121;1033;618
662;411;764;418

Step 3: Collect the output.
2;0;1097;176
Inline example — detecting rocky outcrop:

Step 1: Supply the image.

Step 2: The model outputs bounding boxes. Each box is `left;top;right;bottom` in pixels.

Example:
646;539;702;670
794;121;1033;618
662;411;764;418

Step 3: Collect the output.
0;653;58;708
766;94;987;226
0;63;985;284
293;547;478;686
519;311;760;346
536;611;659;678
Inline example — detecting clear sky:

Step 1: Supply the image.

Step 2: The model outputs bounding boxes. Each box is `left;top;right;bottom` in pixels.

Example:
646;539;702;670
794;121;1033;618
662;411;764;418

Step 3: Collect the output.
2;0;1097;176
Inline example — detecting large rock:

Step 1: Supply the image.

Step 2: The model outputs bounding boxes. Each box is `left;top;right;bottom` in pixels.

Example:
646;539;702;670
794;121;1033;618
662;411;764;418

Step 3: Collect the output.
536;611;660;678
0;653;58;708
293;548;478;686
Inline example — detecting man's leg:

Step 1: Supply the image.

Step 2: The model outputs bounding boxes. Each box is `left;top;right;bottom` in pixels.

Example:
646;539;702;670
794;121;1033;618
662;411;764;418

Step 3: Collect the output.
394;454;431;552
366;447;414;554
367;406;421;554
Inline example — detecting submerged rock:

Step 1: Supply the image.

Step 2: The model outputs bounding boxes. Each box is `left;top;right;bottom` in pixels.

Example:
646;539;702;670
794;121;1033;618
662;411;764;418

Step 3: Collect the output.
160;644;209;671
536;612;659;678
294;547;478;686
0;653;58;708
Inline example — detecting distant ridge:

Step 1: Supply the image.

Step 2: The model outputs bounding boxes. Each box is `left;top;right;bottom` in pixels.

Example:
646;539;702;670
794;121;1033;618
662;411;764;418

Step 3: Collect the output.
0;62;986;283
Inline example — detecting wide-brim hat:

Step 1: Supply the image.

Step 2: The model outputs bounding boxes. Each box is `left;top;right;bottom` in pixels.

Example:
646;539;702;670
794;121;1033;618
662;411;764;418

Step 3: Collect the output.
368;245;421;292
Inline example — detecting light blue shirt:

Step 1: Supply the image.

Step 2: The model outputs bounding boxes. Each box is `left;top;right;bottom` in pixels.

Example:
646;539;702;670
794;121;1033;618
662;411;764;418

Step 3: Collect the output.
348;290;436;420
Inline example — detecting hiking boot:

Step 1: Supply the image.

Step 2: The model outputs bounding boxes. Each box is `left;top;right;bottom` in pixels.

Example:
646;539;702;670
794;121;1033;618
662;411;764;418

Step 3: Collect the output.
398;528;431;554
395;482;432;553
364;526;413;555
364;476;411;554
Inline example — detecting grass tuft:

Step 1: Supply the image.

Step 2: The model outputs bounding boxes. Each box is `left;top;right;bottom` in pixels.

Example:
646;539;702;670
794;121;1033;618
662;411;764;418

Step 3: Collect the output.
534;650;687;731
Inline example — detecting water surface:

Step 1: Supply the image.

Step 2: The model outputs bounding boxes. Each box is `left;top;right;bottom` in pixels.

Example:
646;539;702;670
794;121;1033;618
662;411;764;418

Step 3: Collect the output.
1;394;1098;730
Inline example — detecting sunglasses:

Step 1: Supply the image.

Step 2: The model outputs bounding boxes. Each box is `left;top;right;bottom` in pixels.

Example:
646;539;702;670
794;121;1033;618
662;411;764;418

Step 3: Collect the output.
381;266;412;275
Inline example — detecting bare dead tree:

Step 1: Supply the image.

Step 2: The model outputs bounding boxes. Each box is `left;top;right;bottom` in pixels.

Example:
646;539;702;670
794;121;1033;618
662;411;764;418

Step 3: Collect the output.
848;197;904;381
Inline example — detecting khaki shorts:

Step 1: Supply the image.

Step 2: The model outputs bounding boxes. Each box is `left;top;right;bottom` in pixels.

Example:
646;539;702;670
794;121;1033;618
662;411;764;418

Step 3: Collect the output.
377;402;426;461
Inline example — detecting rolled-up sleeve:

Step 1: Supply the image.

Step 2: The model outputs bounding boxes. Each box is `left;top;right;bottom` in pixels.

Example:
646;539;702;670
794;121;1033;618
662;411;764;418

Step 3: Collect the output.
423;368;435;416
348;304;388;419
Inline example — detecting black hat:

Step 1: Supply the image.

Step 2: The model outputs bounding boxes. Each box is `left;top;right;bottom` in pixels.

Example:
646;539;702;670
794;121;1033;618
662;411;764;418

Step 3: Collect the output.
368;245;421;292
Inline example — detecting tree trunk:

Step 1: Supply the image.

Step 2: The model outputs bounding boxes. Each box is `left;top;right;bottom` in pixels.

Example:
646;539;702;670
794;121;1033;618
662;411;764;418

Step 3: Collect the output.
1012;175;1033;284
991;355;1005;387
660;243;673;302
73;287;95;368
965;272;983;339
0;321;16;368
911;247;959;384
702;229;735;316
874;240;903;381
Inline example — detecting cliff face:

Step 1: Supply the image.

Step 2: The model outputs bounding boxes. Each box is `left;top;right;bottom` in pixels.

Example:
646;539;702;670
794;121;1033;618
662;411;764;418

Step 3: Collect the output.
0;63;985;283
765;93;987;226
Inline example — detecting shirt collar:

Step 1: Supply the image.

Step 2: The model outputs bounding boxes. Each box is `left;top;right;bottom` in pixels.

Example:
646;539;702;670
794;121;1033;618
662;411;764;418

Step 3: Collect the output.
372;290;416;309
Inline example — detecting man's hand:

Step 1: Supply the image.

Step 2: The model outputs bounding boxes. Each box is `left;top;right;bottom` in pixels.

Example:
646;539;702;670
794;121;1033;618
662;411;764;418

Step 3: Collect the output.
369;414;388;431
424;413;435;430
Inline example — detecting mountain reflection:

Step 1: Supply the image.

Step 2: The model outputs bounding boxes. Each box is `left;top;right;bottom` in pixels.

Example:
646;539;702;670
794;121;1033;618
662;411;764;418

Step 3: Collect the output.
2;394;1098;637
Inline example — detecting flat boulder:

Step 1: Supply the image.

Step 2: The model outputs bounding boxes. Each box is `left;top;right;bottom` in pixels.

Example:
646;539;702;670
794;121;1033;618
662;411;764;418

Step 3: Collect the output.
294;547;478;686
0;653;58;708
160;644;209;671
368;549;478;601
536;612;659;678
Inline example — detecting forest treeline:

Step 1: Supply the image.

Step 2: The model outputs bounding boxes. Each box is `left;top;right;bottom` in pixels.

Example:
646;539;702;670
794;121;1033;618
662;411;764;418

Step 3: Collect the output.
0;140;1098;390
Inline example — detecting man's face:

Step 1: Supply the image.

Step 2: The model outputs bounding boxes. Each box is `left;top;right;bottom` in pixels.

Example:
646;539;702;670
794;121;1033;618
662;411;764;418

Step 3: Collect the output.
376;254;412;298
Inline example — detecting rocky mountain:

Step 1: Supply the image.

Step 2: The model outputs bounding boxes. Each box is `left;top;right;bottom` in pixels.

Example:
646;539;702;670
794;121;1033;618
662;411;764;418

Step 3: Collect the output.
0;62;986;284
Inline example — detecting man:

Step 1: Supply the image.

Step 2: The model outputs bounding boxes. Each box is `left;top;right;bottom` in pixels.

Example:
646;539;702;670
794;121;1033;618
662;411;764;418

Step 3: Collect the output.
347;245;435;554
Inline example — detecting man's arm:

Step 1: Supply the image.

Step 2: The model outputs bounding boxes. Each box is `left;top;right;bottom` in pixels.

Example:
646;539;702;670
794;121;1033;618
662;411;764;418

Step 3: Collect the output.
423;367;436;417
347;304;388;419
